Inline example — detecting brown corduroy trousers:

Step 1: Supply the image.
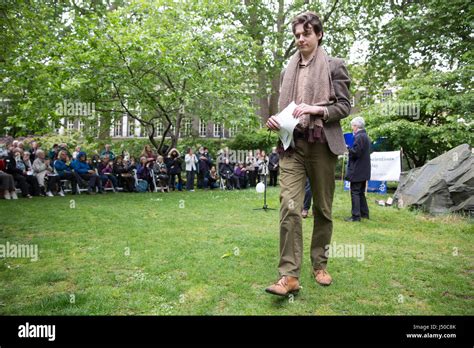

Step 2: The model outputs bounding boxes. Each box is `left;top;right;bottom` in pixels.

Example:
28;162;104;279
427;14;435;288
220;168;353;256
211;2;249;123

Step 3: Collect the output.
278;139;338;278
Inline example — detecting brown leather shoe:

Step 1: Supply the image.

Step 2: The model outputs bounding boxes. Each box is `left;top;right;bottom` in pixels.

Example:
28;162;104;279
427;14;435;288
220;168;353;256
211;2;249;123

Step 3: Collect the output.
313;269;332;286
265;276;300;297
301;209;309;218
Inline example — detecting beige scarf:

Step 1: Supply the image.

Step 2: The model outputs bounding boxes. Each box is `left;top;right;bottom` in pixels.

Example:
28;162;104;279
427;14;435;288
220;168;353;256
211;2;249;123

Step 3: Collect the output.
279;47;336;141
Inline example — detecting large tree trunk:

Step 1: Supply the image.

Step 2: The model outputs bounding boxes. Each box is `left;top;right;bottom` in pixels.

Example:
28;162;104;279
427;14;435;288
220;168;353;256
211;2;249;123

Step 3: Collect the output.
98;114;111;140
148;123;159;153
268;0;285;117
169;133;178;151
269;72;280;116
257;71;269;122
169;103;185;151
243;0;270;124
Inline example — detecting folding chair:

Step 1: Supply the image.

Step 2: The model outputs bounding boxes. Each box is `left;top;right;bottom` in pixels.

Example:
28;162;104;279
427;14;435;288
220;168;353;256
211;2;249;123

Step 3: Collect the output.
152;169;169;192
132;169;139;188
53;160;83;195
75;175;90;194
95;168;116;193
150;169;158;193
219;176;226;190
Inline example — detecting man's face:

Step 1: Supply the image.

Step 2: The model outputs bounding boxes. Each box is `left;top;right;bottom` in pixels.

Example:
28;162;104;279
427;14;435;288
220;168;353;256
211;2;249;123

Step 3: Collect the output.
294;24;321;56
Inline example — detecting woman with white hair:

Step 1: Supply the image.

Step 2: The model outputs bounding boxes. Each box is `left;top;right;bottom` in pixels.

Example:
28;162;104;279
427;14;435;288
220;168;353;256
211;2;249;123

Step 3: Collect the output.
22;151;40;196
344;116;371;222
153;155;169;193
33;149;61;197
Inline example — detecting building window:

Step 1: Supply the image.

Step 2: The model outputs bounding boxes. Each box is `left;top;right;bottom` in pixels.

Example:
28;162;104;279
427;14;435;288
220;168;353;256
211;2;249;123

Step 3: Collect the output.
78;119;85;133
213;123;222;138
128;118;135;137
228;125;238;138
381;90;393;103
199;119;207;137
66;119;74;132
357;90;369;106
113;118;122;137
156;120;164;137
183;119;192;137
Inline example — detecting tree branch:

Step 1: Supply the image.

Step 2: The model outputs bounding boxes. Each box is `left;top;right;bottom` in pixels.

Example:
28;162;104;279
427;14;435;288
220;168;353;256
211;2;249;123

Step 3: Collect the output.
112;81;151;127
107;34;135;79
323;0;340;24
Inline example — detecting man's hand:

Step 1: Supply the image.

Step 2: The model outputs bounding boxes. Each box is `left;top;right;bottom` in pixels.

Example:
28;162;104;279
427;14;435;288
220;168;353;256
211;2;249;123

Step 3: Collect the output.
88;170;95;174
292;103;324;118
266;115;280;131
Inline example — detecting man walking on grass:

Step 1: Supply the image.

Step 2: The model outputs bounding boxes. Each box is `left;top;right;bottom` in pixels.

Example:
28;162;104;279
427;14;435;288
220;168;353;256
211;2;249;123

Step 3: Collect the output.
265;11;351;296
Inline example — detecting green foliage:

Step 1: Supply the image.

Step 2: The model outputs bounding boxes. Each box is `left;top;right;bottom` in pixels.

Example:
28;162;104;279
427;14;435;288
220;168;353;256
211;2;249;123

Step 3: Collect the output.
30;132;102;156
0;2;70;136
358;67;473;167
228;128;279;152
364;0;473;92
78;0;257;152
0;0;257;149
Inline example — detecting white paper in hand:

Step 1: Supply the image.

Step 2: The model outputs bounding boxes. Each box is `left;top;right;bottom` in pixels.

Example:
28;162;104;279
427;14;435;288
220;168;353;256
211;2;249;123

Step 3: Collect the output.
274;101;299;150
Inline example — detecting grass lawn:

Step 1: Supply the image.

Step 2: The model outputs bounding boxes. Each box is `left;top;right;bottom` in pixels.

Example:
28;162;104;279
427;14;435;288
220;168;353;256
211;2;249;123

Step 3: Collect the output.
0;183;472;315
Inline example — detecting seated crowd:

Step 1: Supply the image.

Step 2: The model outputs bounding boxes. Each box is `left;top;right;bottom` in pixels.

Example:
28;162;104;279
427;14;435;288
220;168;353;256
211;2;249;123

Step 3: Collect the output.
0;140;280;199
